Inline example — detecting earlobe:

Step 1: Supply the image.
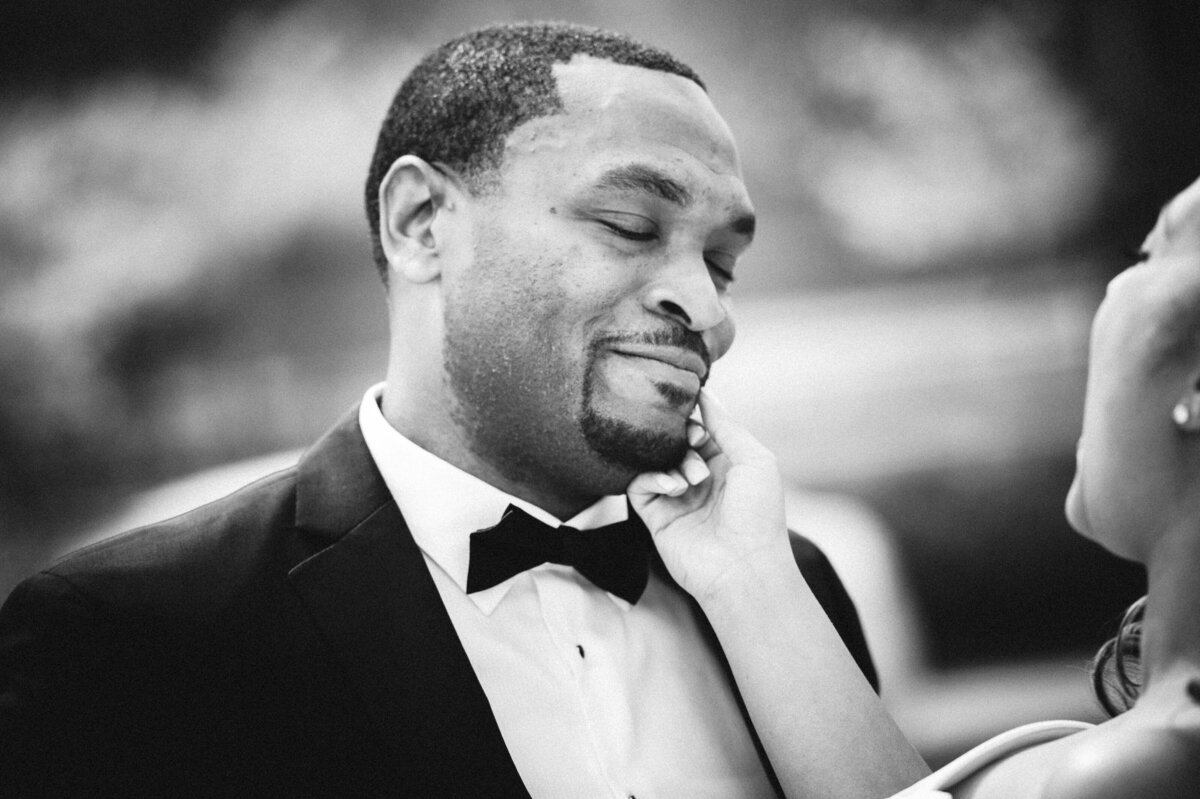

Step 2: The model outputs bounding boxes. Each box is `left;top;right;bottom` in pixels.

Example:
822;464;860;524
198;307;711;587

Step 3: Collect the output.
378;155;453;284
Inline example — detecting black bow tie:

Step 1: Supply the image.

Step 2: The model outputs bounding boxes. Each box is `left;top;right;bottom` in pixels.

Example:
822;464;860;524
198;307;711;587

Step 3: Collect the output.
466;505;651;604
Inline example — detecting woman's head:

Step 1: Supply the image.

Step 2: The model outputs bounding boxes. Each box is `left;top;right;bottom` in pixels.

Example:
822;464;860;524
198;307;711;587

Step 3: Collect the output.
1066;176;1200;562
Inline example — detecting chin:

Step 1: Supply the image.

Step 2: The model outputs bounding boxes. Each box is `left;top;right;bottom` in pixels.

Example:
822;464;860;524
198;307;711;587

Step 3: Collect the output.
1064;478;1089;536
1065;478;1144;562
579;407;688;474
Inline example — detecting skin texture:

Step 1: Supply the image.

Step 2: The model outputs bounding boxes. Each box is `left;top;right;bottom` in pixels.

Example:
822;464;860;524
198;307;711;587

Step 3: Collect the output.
380;56;752;519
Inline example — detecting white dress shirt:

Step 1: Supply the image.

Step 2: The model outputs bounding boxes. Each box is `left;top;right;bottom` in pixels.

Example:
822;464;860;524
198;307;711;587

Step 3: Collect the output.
358;384;775;798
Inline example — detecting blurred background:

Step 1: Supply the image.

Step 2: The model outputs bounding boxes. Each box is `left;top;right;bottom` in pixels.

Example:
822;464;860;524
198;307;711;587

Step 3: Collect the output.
3;0;1199;768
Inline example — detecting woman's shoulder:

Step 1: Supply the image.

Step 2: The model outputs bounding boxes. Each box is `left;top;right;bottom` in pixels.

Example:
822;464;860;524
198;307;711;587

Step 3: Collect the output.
896;707;1200;799
1040;708;1200;799
889;721;1093;798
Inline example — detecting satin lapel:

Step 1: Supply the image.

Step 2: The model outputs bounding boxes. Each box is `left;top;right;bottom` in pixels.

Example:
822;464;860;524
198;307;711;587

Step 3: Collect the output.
286;412;529;796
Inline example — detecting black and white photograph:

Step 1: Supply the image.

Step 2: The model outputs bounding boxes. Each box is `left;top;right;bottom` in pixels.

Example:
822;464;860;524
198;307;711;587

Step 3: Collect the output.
2;1;1199;796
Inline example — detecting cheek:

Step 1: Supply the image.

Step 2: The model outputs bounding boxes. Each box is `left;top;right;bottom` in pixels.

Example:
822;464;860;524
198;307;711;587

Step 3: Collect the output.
708;307;736;362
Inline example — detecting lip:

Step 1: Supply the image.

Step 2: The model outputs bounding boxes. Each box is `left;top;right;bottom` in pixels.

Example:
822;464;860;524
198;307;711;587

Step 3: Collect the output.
607;343;709;382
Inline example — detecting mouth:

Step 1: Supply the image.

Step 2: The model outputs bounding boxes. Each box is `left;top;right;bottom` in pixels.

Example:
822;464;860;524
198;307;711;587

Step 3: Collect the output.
606;343;709;384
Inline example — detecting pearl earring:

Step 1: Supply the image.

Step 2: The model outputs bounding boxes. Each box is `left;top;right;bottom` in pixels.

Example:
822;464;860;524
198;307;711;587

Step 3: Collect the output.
1172;391;1200;433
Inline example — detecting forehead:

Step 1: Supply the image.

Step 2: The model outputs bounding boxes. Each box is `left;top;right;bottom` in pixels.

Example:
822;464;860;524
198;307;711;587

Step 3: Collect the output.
497;56;750;208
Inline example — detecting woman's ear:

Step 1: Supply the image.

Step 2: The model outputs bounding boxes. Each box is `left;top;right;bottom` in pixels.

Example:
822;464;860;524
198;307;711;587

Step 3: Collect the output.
378;155;455;284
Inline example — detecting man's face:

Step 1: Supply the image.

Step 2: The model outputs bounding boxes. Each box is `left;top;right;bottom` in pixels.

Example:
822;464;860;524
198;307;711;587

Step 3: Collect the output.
442;57;755;501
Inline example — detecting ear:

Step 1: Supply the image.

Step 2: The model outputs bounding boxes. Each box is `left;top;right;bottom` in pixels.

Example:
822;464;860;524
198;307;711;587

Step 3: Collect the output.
378;155;456;284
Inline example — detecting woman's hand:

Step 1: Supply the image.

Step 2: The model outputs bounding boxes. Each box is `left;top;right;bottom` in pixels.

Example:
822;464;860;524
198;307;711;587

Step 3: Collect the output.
626;388;792;602
630;391;931;798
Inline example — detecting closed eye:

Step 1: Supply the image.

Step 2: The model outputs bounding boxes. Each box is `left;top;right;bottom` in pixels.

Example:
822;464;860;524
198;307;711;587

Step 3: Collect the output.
706;253;736;286
708;263;735;285
600;220;657;242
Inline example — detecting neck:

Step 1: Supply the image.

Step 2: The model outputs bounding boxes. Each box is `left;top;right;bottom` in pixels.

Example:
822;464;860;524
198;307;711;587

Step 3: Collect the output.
382;294;609;520
1141;523;1200;692
379;376;601;522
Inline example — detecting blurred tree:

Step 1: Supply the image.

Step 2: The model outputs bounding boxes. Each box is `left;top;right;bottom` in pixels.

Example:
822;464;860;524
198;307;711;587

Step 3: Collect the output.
0;0;291;93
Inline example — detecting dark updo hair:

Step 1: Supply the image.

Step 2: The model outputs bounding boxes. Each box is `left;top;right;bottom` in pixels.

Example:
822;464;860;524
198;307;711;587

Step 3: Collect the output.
1090;595;1147;717
363;21;705;283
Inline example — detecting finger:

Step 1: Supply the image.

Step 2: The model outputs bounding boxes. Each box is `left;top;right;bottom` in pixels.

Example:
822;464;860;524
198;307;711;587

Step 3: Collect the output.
680;448;711;485
686;419;721;461
697;389;769;463
627;469;689;500
659;468;690;496
1145;174;1200;257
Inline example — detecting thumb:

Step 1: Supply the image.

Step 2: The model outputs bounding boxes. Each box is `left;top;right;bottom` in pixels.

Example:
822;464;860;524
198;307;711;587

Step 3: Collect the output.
627;470;689;506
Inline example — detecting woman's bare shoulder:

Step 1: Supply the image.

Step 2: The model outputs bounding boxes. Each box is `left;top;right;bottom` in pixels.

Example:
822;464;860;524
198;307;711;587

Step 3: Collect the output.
1040;712;1200;799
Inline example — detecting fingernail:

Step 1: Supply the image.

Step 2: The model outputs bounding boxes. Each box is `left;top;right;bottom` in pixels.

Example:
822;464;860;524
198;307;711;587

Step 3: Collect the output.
684;457;710;484
656;474;684;494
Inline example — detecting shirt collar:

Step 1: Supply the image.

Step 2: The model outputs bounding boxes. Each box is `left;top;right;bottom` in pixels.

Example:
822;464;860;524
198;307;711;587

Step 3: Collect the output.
357;383;631;613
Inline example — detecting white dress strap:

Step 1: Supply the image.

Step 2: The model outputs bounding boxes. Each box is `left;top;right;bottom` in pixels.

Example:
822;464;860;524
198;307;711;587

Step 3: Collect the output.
888;720;1095;798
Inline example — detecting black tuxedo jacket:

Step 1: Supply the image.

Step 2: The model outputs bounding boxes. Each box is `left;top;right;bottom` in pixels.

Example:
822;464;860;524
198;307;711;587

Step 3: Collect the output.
0;412;876;798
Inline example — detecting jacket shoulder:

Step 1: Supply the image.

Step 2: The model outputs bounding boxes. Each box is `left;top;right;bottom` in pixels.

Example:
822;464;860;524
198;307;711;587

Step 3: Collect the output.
786;530;879;690
33;466;303;617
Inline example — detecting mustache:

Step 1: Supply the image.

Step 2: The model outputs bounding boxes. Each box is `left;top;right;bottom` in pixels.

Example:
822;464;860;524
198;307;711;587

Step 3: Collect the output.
592;327;712;377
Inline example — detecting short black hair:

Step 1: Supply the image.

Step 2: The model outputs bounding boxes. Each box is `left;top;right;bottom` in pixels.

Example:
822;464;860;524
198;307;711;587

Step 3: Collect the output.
363;21;705;282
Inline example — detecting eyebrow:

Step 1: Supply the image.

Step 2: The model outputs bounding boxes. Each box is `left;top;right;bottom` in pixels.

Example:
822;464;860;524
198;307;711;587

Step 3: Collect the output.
594;164;693;206
592;164;756;239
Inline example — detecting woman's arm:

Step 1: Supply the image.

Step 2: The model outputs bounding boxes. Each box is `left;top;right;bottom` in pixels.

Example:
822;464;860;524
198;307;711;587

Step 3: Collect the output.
629;390;928;798
701;548;928;798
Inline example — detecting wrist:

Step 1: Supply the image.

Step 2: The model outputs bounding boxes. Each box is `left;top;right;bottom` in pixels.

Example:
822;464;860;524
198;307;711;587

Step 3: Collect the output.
692;538;800;615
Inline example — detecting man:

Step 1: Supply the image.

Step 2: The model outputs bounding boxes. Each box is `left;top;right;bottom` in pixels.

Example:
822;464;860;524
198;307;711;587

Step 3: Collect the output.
0;22;917;797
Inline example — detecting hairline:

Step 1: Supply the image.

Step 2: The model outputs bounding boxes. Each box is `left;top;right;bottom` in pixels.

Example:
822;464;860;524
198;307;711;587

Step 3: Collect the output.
365;23;707;284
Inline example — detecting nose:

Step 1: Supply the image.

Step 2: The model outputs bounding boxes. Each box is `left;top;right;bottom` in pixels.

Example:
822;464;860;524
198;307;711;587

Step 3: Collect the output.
643;258;728;331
